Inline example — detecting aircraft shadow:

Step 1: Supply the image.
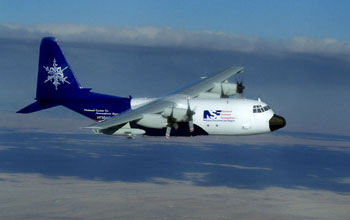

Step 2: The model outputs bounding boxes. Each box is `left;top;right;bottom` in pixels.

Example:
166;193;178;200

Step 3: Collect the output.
0;129;350;193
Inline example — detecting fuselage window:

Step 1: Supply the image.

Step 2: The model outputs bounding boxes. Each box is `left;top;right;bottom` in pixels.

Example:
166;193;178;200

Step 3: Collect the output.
253;105;270;113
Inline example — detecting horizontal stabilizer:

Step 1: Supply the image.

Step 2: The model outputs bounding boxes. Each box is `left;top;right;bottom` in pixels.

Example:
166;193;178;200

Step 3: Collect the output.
17;101;58;114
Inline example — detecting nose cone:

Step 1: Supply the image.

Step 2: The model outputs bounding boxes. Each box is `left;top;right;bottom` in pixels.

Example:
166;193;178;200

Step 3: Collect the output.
269;114;286;132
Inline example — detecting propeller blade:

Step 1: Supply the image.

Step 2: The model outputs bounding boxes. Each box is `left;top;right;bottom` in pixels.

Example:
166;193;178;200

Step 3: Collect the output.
187;97;195;133
165;126;171;139
165;107;176;138
187;97;191;109
189;120;194;133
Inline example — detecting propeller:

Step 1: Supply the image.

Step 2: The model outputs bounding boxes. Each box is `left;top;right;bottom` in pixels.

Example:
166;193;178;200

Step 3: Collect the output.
236;80;245;94
165;98;196;139
234;79;245;99
186;97;195;133
165;107;177;139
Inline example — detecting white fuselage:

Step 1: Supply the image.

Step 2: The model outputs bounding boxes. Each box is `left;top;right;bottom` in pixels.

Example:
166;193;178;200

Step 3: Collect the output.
192;99;273;135
131;98;275;135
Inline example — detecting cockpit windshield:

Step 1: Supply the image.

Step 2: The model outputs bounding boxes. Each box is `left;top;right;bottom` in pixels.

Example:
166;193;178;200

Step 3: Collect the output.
253;105;270;113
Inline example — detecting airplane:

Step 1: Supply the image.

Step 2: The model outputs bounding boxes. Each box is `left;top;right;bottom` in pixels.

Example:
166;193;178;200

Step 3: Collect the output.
17;37;286;138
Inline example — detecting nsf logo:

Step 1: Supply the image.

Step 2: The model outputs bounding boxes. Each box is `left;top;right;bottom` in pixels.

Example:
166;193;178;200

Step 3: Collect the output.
203;110;222;119
203;110;235;122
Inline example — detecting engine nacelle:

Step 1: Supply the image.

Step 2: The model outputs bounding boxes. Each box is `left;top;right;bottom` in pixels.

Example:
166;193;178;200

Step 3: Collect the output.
162;107;188;121
136;114;167;129
210;82;238;96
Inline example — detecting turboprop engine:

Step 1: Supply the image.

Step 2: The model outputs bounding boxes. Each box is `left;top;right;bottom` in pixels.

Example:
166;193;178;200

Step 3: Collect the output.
197;82;244;98
136;114;167;129
210;82;238;96
135;107;191;130
162;107;188;121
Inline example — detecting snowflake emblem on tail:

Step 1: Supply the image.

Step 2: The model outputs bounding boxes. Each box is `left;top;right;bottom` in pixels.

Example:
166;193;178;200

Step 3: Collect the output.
43;58;70;90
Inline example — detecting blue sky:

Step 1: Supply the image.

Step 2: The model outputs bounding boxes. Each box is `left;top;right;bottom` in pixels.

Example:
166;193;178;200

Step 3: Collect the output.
1;0;350;40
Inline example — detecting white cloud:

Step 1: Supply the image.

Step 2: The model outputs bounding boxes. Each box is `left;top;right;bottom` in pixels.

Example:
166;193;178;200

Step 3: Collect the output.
286;36;350;56
1;23;350;58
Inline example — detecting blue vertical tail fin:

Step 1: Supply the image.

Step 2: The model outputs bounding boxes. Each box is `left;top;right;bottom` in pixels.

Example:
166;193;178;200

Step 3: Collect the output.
17;37;131;120
17;37;81;113
36;37;81;100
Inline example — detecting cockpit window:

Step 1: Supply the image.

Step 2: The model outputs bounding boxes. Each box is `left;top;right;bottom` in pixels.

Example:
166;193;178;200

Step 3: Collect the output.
253;105;270;113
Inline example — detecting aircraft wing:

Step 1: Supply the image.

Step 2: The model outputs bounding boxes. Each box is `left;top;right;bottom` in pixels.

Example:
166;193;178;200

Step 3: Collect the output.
88;98;173;134
88;66;243;135
177;66;244;97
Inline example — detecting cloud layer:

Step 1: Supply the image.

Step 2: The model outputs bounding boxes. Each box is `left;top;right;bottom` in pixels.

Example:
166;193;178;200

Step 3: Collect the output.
1;23;350;58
